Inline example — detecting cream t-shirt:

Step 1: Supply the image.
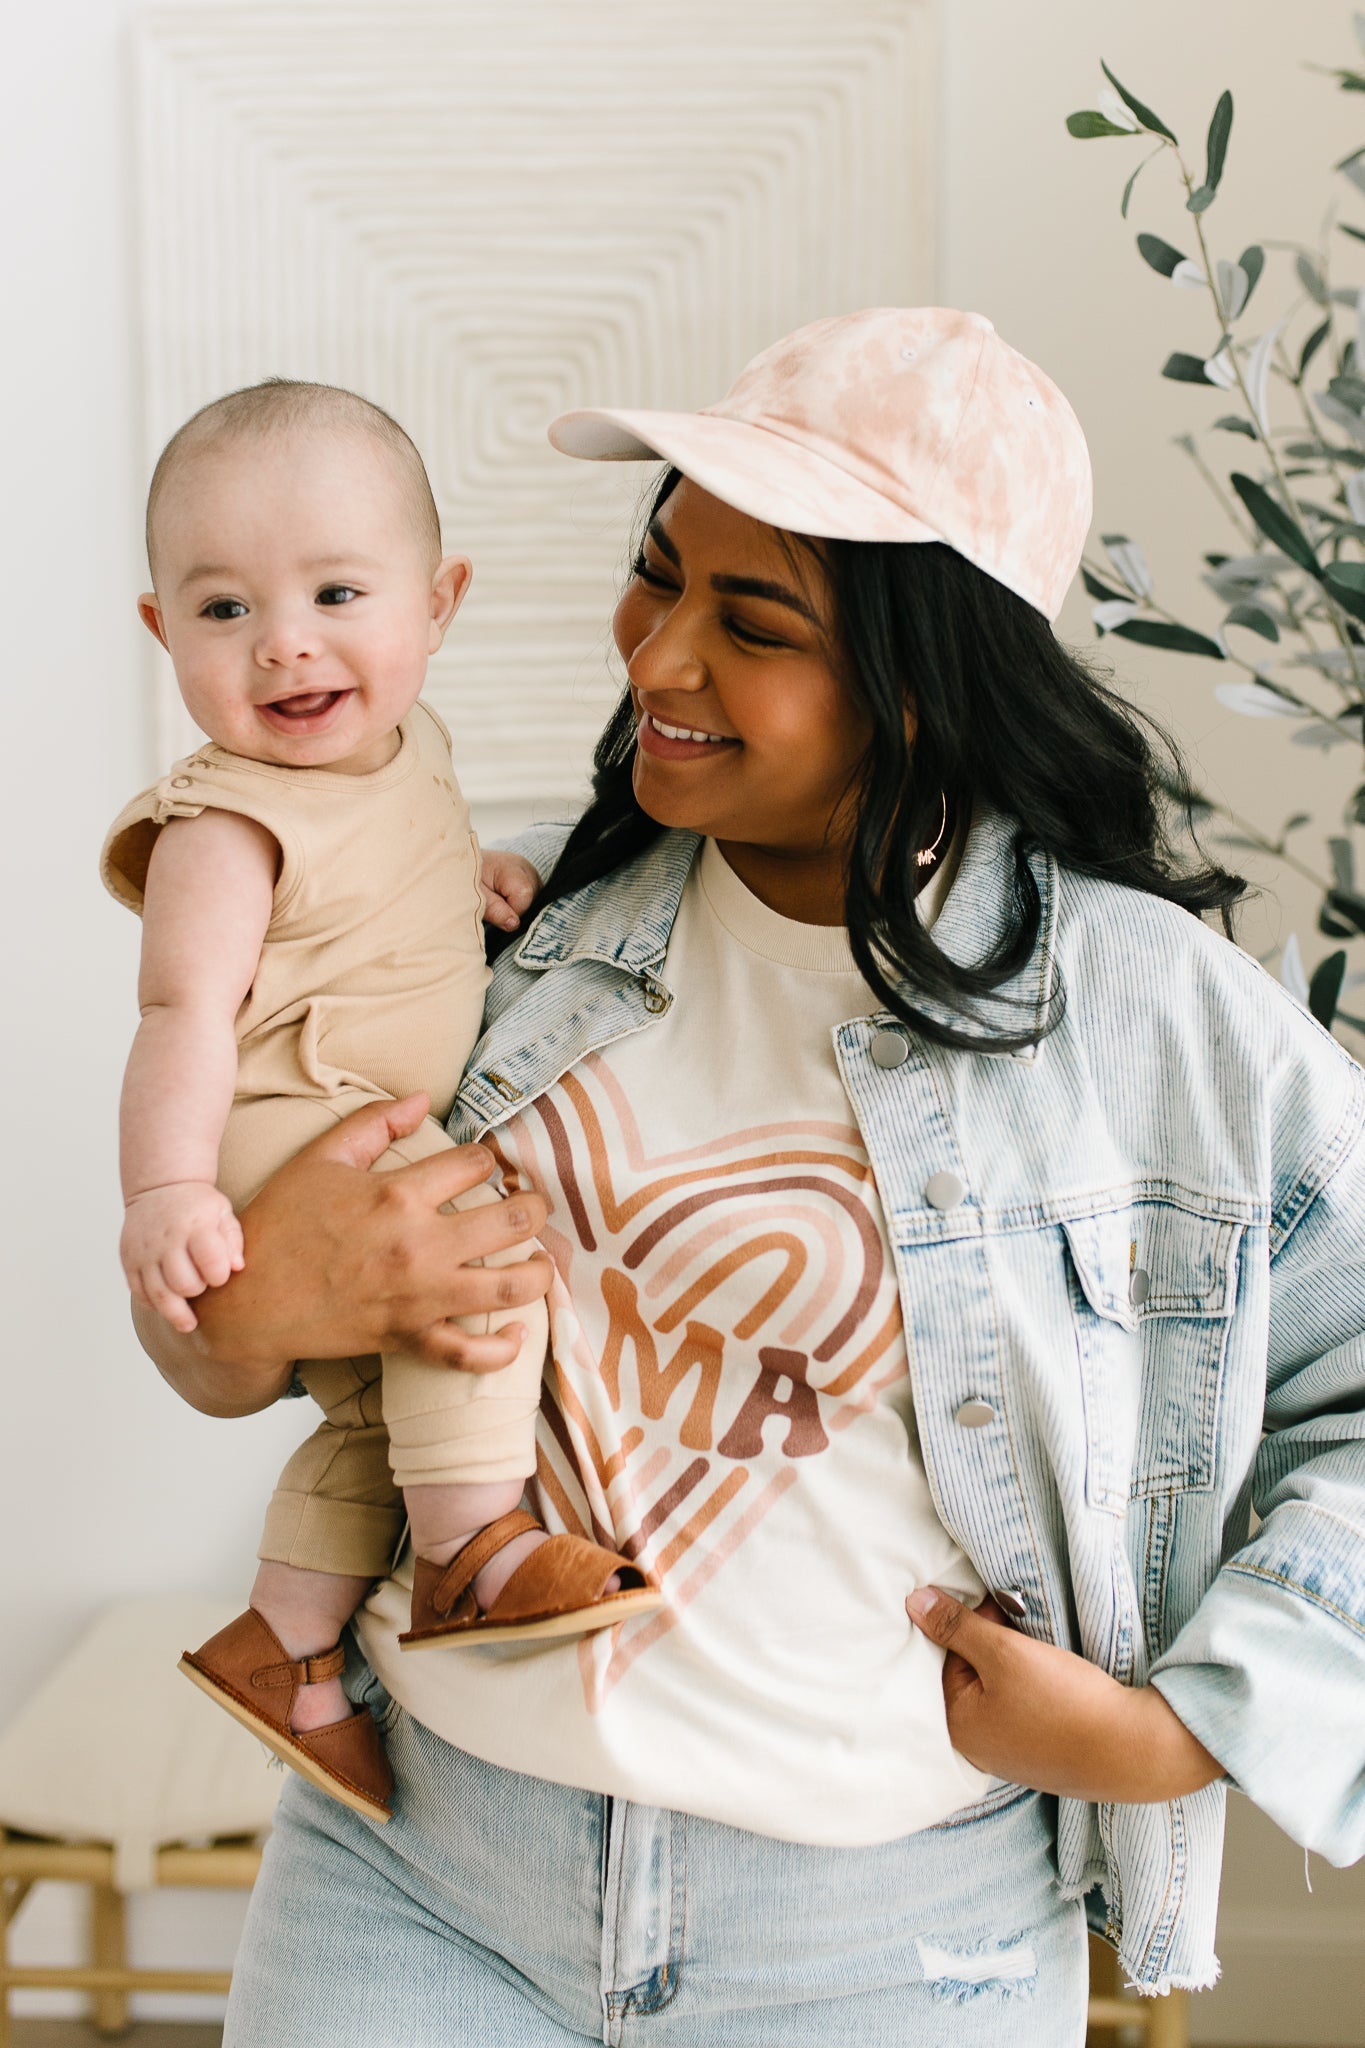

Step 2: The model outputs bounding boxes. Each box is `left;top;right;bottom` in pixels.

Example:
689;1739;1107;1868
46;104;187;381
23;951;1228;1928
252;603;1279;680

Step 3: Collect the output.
360;836;990;1845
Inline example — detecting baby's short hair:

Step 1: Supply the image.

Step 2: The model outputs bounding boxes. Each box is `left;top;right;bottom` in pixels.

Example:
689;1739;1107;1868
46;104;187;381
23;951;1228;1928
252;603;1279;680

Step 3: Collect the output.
145;379;442;579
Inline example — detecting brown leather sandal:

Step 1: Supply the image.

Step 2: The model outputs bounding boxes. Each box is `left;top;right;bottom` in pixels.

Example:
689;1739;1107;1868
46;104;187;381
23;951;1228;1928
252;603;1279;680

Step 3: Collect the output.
179;1609;393;1823
399;1509;663;1650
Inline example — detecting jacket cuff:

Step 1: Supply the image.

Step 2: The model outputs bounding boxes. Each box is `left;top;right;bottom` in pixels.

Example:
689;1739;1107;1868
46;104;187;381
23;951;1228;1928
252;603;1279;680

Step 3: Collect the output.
1150;1505;1365;1864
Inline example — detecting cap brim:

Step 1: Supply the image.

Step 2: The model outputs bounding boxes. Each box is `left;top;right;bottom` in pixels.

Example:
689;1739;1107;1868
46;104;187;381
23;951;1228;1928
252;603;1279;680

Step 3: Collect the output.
549;407;945;547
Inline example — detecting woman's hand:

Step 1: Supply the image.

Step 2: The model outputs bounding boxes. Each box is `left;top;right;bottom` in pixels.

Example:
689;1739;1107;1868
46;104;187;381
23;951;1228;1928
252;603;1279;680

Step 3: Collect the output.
134;1094;553;1419
478;849;540;933
905;1586;1224;1803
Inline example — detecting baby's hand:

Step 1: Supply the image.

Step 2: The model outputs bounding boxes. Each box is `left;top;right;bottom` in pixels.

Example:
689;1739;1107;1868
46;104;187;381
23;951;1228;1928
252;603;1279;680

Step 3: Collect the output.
478;849;541;933
120;1182;245;1334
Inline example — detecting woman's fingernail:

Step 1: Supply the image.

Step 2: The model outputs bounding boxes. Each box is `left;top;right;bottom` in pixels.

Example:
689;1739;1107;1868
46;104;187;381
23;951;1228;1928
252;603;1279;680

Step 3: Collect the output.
906;1588;938;1619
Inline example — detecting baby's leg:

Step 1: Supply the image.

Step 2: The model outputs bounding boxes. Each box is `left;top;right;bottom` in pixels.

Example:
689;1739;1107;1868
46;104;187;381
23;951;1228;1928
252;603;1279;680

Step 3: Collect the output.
376;1123;657;1639
369;1117;555;1611
218;1094;406;1733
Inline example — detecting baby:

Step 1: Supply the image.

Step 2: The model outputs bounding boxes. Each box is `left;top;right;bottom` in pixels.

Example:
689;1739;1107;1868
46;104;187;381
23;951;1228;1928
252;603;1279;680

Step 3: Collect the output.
102;381;659;1823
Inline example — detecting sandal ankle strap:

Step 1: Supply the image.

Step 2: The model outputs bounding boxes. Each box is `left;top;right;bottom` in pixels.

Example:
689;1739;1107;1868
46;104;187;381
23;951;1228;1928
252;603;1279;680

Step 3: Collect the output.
430;1509;541;1615
251;1643;347;1691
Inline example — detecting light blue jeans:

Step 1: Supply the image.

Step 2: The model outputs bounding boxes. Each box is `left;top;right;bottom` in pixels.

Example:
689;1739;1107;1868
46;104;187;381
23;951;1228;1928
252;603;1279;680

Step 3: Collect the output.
224;1662;1088;2046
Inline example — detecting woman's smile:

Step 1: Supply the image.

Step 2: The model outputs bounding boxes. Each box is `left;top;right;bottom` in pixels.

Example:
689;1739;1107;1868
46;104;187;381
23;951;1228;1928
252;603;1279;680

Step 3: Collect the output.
635;708;738;758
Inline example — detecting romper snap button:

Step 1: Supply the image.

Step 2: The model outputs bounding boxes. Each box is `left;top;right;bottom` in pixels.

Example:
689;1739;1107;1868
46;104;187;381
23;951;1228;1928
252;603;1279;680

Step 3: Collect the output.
170;775;192;789
954;1398;996;1428
1129;1267;1150;1307
993;1588;1028;1619
870;1028;910;1068
924;1171;966;1211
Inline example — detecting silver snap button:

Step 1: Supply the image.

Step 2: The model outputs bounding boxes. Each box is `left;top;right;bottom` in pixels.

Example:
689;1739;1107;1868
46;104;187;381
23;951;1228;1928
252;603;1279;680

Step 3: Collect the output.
870;1028;910;1069
170;775;192;788
924;1171;966;1211
954;1399;996;1428
993;1588;1027;1619
1129;1267;1150;1308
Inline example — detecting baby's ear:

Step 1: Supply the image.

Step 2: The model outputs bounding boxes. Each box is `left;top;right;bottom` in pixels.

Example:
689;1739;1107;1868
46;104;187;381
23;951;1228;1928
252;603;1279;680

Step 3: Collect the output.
429;554;473;649
137;593;170;650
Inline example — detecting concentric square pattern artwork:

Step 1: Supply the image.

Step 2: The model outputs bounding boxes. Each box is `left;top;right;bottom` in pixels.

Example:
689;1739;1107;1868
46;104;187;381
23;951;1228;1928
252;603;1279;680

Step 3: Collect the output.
136;2;935;802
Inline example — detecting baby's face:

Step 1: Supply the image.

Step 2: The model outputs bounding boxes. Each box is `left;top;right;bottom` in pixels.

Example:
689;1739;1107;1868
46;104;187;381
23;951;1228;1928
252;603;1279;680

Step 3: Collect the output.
141;430;467;774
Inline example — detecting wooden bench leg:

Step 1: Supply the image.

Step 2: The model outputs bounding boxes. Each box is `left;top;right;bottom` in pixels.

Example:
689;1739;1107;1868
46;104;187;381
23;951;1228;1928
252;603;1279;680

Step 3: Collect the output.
0;1875;32;2048
90;1883;130;2036
1145;1987;1189;2047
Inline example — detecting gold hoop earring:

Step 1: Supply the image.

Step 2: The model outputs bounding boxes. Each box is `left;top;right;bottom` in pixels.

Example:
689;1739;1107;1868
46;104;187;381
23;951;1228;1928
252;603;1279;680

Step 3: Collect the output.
915;792;948;869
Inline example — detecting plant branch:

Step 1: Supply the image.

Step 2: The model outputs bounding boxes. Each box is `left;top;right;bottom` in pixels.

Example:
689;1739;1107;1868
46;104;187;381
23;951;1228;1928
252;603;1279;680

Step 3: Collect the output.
1082;553;1350;734
1178;154;1365;686
1204;799;1334;891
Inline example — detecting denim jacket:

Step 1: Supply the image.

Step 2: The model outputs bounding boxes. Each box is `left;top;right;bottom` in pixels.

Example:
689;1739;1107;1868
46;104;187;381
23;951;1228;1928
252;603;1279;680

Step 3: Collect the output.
450;802;1365;1993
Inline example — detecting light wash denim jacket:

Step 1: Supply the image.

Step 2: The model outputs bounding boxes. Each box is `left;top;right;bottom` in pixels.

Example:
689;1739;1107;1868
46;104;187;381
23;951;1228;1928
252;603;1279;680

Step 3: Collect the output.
450;802;1365;1993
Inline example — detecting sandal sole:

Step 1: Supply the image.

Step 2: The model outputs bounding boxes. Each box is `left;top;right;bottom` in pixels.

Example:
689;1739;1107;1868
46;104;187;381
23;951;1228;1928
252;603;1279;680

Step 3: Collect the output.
398;1586;665;1650
178;1657;392;1823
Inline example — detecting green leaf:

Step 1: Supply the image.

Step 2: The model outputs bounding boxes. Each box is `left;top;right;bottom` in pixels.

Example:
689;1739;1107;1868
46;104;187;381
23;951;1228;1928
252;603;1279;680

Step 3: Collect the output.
1121;142;1165;218
1229;473;1323;578
1330;372;1365;411
1300;318;1332;378
1100;61;1178;142
1213;414;1257;436
1224;601;1280;641
1137;232;1187;277
1297;253;1329;305
1322;890;1365;938
1350;785;1365;825
1187;184;1216;214
1283;813;1312;834
1324;561;1365;622
1308;949;1348;1030
1110;618;1226;659
1162;352;1213;384
1204;90;1233;195
1067;111;1134;139
1330;69;1365;92
1339;223;1365;244
1239;245;1265;307
1081;566;1125;602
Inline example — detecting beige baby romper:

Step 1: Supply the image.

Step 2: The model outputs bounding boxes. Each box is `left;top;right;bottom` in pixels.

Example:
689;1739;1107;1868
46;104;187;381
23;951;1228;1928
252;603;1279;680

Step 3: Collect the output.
101;700;549;1579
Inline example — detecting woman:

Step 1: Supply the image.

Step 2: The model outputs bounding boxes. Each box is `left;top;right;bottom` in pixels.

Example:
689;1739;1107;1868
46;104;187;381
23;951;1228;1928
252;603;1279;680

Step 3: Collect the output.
141;309;1365;2045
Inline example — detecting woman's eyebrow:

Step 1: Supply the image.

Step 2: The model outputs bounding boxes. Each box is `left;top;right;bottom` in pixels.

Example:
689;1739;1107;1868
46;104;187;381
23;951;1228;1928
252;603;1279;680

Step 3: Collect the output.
710;574;821;626
646;519;682;565
646;519;819;626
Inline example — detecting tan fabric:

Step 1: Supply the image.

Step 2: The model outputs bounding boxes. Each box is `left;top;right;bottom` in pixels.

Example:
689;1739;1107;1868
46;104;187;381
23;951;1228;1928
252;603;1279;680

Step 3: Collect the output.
101;700;487;1110
102;701;547;1578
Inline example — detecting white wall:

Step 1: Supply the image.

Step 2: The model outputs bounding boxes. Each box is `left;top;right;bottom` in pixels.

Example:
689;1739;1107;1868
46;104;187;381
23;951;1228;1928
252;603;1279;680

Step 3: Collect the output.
2;0;1362;2034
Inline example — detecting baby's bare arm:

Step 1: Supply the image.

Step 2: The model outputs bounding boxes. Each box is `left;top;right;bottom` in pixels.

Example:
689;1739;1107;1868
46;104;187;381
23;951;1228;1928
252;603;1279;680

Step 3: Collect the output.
119;811;277;1326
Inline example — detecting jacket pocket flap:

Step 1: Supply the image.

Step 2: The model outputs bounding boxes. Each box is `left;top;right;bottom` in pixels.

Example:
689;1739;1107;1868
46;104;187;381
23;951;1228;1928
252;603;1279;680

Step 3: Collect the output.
1060;1212;1140;1331
1063;1206;1241;1328
1133;1206;1242;1318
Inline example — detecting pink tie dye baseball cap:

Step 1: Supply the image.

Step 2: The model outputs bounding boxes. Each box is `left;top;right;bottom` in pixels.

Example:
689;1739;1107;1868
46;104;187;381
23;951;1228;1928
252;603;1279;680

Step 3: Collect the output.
549;307;1093;623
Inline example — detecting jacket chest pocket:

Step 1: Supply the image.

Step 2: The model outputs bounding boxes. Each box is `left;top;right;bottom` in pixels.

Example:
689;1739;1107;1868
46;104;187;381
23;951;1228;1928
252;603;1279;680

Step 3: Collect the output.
1061;1205;1243;1510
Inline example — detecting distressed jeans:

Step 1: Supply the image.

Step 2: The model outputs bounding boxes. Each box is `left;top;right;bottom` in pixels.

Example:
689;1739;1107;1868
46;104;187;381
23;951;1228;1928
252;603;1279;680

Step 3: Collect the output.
224;1661;1088;2047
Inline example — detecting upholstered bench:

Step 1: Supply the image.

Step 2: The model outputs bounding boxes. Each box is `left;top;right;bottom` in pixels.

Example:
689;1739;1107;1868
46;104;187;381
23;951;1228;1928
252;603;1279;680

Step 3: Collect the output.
0;1596;281;2042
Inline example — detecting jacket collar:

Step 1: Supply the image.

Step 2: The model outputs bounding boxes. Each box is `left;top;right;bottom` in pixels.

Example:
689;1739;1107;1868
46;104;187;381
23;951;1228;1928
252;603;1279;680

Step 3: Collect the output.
513;805;1058;1048
513;830;702;976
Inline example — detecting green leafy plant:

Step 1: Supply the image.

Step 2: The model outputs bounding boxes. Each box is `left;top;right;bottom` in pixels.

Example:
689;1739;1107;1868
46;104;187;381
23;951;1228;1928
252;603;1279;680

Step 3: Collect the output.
1067;23;1365;1038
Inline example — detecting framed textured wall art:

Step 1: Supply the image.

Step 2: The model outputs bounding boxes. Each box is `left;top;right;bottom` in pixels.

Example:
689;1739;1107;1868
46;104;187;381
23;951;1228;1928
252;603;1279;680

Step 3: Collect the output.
135;1;937;805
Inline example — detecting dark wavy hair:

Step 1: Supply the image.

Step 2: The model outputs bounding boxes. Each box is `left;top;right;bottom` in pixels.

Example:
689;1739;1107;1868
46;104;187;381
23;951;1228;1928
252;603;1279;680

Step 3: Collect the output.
510;468;1246;1053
